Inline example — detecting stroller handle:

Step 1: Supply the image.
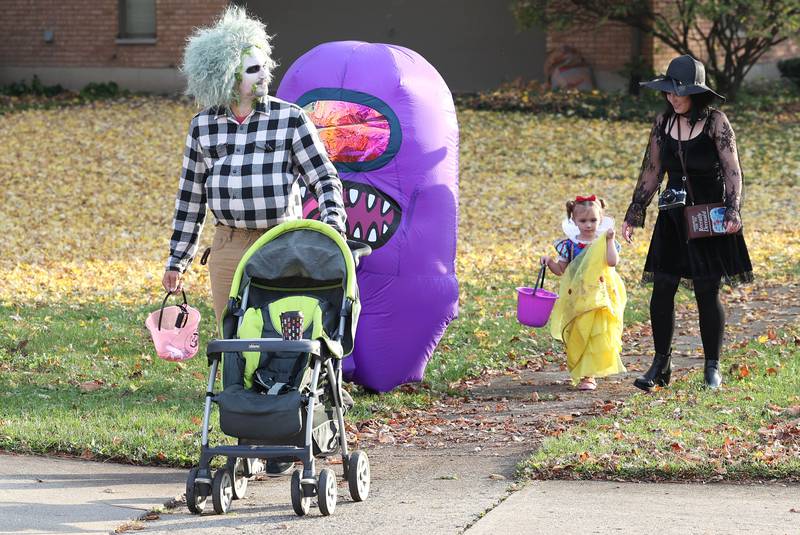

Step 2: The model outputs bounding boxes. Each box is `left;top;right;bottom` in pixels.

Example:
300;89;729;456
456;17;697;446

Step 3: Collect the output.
206;338;321;361
346;240;372;266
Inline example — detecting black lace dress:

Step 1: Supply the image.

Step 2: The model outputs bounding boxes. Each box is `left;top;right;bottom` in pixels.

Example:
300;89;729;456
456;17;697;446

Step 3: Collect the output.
624;109;753;287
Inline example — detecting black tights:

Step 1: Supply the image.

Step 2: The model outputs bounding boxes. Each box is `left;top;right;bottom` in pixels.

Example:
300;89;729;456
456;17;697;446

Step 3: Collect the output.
650;274;725;360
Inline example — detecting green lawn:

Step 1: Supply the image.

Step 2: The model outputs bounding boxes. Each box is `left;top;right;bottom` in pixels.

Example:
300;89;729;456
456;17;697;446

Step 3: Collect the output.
1;96;798;470
520;328;800;481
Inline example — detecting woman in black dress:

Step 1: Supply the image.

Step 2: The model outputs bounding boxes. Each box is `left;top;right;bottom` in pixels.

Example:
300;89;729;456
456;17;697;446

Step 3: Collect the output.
621;55;753;390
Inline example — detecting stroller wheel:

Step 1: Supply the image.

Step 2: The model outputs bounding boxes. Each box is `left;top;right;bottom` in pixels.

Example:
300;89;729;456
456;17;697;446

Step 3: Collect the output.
317;468;337;516
290;469;311;516
347;450;370;502
227;457;248;500
211;468;234;514
185;467;208;514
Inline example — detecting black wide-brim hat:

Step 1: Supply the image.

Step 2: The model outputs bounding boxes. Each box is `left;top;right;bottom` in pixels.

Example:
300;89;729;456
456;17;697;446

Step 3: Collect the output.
641;55;725;102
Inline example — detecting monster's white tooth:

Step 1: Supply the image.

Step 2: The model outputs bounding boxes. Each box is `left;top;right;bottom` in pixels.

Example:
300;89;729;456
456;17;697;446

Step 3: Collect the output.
349;189;360;205
383;223;389;234
367;227;377;243
353;226;362;239
381;200;390;214
300;186;307;198
367;194;376;210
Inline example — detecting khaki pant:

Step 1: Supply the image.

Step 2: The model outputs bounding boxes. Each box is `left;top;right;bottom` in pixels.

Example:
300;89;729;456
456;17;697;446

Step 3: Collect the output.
207;225;267;325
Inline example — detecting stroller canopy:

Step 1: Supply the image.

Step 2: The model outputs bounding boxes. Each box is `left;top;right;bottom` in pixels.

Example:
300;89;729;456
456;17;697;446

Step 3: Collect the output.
229;219;357;302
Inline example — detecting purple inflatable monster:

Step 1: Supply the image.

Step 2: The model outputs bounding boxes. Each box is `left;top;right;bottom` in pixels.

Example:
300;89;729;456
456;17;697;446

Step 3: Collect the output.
277;41;459;392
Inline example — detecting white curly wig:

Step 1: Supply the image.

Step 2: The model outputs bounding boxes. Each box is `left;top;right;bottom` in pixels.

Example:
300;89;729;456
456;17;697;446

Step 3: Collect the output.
181;6;275;109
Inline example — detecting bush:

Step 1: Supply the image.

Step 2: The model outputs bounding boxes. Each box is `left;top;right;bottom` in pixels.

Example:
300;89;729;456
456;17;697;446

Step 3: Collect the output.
455;77;800;121
454;79;665;121
1;78;131;115
0;75;65;97
79;81;126;100
777;57;800;88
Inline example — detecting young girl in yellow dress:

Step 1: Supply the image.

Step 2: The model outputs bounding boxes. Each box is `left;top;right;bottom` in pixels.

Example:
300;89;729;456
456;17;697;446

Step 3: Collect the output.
541;195;627;391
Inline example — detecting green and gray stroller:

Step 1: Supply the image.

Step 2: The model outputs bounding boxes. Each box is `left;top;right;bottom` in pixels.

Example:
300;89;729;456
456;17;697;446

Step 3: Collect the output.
186;220;371;517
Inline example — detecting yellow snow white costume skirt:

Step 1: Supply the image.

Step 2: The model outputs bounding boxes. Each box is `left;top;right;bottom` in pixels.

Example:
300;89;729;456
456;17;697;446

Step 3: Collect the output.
550;238;627;384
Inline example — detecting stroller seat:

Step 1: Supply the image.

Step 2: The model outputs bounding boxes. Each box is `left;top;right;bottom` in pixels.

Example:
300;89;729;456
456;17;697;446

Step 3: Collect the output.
215;293;347;446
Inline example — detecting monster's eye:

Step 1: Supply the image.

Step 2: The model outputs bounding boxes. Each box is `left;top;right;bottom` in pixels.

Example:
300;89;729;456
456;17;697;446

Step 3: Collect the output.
303;100;390;163
245;65;261;74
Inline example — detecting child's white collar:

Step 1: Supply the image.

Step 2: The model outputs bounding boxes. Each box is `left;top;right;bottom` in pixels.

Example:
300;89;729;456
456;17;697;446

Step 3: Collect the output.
562;216;614;242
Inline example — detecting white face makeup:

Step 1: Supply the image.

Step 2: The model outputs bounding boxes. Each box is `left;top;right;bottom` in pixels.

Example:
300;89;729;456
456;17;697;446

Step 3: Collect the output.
237;46;268;102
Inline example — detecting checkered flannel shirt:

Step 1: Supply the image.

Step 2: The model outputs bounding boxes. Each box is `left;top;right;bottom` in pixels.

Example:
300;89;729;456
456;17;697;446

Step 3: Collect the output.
166;97;346;272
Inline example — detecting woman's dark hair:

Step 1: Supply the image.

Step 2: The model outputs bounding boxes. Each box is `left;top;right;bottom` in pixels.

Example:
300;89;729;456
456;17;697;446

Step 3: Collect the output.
662;90;719;124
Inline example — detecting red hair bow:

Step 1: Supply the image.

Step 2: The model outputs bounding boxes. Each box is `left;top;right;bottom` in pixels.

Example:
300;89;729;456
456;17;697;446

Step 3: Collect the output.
575;194;596;202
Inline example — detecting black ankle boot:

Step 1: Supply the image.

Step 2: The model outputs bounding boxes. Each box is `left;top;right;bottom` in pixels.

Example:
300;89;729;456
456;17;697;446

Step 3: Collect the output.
633;352;672;392
704;359;722;389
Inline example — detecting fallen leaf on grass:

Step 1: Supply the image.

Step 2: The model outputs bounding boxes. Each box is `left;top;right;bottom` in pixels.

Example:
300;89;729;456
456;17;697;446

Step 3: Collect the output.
128;367;142;379
11;339;29;356
79;380;104;392
767;328;778;340
736;364;750;379
600;402;616;413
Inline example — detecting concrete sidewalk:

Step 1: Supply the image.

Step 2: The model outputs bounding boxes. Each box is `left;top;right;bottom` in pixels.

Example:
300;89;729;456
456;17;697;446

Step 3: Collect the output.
466;480;800;535
2;450;800;534
0;452;184;534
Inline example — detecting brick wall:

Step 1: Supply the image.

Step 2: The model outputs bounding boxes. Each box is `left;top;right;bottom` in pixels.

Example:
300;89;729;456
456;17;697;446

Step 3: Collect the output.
0;0;229;69
762;40;800;62
650;0;799;73
547;20;638;75
548;0;798;87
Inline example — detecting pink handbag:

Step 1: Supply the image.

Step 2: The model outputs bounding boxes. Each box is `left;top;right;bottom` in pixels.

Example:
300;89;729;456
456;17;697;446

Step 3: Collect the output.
145;291;201;361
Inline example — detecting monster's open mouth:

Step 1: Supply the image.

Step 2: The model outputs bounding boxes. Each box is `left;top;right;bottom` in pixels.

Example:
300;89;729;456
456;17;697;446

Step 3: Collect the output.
302;180;401;249
297;96;403;249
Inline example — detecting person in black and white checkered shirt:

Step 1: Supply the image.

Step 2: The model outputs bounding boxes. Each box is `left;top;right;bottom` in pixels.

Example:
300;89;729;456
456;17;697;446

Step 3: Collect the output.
162;7;346;327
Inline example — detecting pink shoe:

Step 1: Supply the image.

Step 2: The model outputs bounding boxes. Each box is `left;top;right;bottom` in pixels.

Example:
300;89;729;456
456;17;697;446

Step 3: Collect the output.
577;377;597;391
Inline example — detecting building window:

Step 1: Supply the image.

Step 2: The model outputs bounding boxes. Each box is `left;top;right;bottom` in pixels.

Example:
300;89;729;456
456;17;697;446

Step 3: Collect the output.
119;0;156;39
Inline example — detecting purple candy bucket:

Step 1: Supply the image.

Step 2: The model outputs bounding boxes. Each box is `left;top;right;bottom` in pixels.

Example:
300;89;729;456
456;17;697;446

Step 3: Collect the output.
516;265;558;327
